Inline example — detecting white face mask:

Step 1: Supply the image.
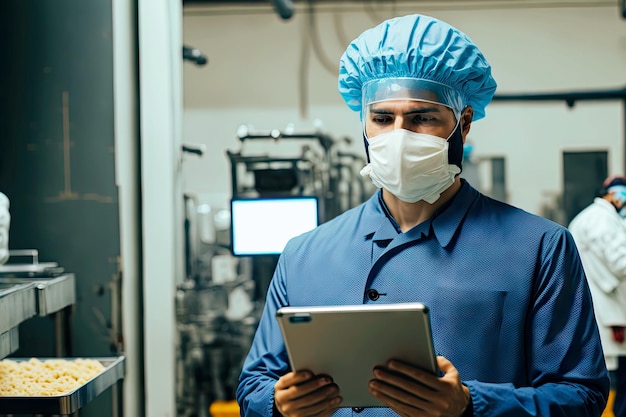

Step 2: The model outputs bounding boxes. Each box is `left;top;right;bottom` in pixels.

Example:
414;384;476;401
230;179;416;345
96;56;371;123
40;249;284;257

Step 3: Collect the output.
610;187;626;218
360;129;461;204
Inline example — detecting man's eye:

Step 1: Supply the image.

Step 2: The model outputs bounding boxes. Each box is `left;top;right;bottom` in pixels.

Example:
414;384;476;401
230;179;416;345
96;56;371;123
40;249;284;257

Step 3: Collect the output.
414;115;436;123
372;115;392;124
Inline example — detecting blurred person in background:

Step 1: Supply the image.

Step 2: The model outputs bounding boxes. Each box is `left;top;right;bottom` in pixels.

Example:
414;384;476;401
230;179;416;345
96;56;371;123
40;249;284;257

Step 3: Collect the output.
569;175;626;417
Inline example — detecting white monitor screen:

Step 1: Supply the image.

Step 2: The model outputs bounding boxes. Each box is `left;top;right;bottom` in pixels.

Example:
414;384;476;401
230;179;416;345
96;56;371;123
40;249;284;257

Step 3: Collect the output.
231;197;319;256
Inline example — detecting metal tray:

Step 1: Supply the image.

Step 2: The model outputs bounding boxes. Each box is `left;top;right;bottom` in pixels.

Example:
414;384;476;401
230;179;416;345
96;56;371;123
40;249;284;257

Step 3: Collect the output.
0;356;125;415
0;249;63;278
0;273;76;316
0;281;37;334
0;262;58;273
0;328;19;360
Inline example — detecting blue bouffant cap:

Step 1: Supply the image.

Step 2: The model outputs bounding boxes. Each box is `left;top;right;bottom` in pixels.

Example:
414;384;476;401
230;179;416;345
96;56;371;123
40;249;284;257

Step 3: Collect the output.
338;14;497;121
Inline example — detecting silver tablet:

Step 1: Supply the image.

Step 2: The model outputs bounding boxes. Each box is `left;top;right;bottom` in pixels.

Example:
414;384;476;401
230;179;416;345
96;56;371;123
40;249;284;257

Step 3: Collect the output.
276;302;439;408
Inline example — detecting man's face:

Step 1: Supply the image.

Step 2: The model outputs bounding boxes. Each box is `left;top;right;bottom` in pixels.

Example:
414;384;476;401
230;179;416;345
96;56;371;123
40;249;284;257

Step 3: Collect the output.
364;100;457;139
610;190;626;211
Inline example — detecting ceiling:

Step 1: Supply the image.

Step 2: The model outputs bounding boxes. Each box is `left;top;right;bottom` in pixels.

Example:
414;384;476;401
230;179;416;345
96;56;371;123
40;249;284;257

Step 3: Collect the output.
183;0;615;6
183;0;347;2
183;0;310;3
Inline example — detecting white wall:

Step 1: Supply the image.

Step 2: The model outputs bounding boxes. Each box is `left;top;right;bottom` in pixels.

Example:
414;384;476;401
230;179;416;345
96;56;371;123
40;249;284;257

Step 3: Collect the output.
181;1;626;216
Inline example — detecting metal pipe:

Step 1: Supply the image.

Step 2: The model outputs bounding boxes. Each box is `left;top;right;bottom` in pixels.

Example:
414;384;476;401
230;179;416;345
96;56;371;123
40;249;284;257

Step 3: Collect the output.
54;311;64;357
492;86;626;180
492;87;626;107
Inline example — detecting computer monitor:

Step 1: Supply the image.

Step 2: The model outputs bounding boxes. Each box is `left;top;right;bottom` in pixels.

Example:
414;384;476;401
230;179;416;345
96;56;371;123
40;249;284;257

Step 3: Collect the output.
230;196;319;256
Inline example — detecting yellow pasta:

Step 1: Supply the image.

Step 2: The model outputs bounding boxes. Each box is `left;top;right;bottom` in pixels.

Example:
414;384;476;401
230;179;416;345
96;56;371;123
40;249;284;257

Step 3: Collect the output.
0;358;105;396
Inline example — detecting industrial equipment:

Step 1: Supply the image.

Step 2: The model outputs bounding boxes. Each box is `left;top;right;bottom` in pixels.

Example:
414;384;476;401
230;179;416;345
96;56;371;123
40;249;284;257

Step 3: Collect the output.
174;123;374;417
176;196;259;417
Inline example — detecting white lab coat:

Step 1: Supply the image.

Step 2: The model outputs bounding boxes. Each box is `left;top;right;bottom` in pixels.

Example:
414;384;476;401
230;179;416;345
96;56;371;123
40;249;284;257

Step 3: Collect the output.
569;197;626;370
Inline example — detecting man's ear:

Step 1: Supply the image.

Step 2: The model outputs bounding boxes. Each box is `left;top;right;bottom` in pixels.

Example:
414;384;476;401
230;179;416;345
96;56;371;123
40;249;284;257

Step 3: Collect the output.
461;106;473;143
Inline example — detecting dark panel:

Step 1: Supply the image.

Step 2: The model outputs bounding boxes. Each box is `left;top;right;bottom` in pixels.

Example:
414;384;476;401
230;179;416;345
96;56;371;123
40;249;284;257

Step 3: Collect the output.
563;151;608;225
0;1;120;417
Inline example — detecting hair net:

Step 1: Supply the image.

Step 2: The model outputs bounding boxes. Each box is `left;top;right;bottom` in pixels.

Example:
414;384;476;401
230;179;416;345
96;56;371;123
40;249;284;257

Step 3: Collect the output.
338;14;497;121
603;175;626;189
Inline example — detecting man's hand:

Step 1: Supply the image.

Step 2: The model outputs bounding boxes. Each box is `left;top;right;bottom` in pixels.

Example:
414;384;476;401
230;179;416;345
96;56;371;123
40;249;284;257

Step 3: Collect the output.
368;356;470;417
274;371;342;417
612;326;625;344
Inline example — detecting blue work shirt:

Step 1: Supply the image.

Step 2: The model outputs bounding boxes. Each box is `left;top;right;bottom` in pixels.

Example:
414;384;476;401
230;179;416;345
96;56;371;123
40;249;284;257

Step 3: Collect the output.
237;180;609;416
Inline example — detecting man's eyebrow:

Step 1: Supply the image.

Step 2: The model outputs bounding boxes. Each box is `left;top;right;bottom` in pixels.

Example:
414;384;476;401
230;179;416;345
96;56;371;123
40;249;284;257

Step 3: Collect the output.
404;108;441;115
369;107;441;115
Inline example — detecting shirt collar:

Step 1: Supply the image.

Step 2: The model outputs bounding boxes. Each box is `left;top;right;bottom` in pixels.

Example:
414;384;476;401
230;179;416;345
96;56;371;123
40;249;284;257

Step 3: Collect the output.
360;180;479;248
378;191;402;233
431;179;477;247
594;197;619;214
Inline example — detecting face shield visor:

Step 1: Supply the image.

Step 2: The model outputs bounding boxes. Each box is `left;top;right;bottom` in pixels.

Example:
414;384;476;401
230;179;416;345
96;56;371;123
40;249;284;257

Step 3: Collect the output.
361;78;464;134
360;78;466;167
608;185;626;218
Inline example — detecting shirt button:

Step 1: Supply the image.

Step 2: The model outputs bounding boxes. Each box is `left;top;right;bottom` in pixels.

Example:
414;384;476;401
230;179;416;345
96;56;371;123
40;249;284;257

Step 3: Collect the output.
352;407;365;413
367;289;380;301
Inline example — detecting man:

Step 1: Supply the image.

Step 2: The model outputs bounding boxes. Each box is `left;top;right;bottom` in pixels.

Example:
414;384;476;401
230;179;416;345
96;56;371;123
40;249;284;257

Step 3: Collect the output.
236;14;609;417
569;175;626;417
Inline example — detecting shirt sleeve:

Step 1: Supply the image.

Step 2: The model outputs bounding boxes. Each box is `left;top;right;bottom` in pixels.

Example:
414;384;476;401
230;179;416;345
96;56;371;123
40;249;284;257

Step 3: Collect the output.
236;255;290;417
466;228;609;417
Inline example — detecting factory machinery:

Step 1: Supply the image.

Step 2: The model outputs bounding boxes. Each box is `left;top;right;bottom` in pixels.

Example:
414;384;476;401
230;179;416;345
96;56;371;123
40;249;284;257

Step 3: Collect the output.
175;124;374;417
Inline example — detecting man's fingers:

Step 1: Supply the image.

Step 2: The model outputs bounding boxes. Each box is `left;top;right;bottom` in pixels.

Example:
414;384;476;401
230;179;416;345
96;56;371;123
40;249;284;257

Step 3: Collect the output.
278;393;342;417
274;372;342;417
275;371;313;390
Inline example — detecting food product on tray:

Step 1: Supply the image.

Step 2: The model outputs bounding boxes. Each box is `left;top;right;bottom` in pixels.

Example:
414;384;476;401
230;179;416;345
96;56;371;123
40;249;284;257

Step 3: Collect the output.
0;358;106;396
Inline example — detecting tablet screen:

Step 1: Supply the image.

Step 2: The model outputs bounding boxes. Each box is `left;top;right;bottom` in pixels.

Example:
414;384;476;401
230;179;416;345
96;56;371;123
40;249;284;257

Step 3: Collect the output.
276;303;438;408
